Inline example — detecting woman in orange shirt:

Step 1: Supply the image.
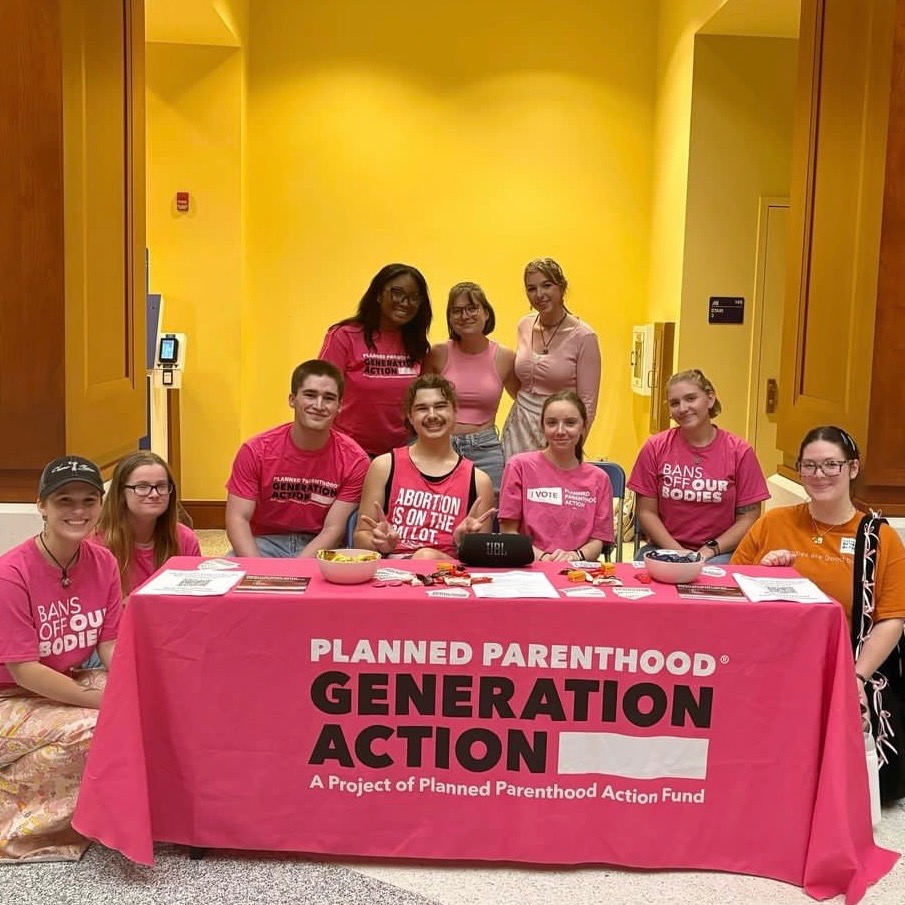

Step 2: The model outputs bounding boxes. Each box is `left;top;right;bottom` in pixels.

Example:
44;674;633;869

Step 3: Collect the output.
732;426;905;719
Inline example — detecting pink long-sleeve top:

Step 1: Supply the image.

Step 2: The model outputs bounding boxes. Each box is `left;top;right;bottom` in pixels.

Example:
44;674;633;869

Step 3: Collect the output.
512;314;601;426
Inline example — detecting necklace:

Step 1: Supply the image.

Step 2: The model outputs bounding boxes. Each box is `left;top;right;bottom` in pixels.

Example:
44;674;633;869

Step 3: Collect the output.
533;311;568;355
38;533;80;587
809;508;855;546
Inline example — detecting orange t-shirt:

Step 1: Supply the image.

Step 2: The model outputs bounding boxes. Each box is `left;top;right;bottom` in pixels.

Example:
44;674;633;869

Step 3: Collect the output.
731;503;905;624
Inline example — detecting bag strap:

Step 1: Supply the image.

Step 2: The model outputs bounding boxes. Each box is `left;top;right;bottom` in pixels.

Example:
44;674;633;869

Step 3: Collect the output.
849;513;905;764
850;514;884;655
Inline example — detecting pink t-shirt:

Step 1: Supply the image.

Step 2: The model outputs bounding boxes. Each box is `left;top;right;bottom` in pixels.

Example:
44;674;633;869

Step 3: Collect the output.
227;423;369;537
319;323;422;456
441;341;503;424
89;522;201;593
0;538;121;687
498;451;614;553
513;315;601;426
387;448;475;556
627;427;770;549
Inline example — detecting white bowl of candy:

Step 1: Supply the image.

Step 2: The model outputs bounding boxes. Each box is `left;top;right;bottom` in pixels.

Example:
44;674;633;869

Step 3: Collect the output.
643;549;704;584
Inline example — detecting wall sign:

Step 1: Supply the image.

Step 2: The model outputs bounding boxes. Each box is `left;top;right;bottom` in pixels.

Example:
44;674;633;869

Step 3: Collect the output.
708;297;744;324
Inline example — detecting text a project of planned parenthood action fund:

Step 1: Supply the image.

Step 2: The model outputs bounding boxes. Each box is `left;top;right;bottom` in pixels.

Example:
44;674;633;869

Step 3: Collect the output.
305;636;719;807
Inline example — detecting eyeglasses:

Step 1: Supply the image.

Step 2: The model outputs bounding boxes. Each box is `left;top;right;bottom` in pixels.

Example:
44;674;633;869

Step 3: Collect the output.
125;482;174;497
449;303;481;320
387;286;422;308
797;460;850;476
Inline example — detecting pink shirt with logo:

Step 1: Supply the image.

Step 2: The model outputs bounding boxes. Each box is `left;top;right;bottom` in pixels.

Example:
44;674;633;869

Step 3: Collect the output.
88;522;201;593
387;448;475;556
227;423;369;537
498;451;614;553
628;427;770;549
0;538;122;687
319;323;422;456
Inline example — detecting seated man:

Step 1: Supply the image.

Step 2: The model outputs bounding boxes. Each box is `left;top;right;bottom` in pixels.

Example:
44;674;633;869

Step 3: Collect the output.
226;360;369;557
355;374;495;560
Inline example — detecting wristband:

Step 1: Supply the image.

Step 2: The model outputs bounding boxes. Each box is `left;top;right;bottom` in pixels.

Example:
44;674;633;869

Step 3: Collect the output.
577;546;587;561
856;672;869;686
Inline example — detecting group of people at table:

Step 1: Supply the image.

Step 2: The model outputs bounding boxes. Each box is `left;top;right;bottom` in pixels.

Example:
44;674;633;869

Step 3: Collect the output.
2;258;904;866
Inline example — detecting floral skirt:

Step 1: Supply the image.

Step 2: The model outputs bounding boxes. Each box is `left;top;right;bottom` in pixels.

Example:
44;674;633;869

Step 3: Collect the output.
500;391;546;460
0;670;106;863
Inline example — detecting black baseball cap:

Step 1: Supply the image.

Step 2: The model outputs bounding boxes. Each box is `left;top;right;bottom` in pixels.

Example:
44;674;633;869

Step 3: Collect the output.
38;456;105;499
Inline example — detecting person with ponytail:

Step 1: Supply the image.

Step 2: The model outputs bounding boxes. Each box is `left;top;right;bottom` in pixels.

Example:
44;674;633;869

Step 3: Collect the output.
95;452;200;594
499;390;613;562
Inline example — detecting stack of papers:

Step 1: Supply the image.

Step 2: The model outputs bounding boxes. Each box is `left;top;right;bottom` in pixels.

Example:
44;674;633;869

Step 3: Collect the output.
135;569;246;596
470;571;560;599
734;574;831;604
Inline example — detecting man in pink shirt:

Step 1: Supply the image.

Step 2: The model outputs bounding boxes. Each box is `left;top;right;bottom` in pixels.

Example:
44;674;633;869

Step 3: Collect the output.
226;360;369;558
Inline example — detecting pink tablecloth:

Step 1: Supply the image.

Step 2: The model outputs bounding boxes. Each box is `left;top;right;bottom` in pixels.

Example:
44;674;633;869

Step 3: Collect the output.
74;559;897;903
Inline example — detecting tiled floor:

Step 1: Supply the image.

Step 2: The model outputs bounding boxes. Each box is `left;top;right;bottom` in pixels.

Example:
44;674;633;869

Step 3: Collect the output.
14;532;898;904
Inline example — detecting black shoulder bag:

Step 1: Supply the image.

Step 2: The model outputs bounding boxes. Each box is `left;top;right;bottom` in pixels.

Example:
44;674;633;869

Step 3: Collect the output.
850;514;905;803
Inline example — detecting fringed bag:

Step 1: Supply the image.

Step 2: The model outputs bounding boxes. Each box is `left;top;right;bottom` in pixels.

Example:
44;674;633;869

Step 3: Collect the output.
850;514;905;803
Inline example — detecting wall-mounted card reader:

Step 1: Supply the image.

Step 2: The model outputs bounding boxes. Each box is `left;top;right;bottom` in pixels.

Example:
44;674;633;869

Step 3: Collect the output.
153;332;186;389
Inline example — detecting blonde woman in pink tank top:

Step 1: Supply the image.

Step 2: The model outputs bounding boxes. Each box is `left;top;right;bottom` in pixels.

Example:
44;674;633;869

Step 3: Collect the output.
424;282;519;493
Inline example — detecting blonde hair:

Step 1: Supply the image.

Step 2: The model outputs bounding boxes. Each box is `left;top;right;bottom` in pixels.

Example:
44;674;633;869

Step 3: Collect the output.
98;452;180;595
667;369;722;418
524;258;568;294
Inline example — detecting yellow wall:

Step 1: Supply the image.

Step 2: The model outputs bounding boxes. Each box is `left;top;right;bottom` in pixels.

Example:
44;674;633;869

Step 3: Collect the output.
146;40;244;498
241;0;659;479
679;35;797;437
145;0;799;500
647;0;728;326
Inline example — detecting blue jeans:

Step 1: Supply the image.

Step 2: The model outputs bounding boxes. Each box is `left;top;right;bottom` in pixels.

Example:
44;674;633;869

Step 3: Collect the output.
228;533;316;558
451;427;504;494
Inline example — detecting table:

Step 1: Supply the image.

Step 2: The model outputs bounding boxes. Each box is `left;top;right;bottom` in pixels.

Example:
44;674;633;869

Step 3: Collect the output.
73;558;897;903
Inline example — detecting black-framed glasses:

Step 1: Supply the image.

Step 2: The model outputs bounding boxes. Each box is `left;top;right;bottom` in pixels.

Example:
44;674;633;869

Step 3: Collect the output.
449;303;481;320
125;482;174;497
797;459;850;477
387;286;422;308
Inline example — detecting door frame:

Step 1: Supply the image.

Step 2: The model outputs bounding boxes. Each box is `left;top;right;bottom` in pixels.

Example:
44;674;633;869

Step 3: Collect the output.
746;196;790;466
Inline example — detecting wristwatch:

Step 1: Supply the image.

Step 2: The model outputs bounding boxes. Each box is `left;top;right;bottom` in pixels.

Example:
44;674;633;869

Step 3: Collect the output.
705;539;721;556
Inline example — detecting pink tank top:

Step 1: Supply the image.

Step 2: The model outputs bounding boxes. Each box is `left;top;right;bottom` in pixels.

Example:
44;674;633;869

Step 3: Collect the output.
387;448;475;555
441;341;504;424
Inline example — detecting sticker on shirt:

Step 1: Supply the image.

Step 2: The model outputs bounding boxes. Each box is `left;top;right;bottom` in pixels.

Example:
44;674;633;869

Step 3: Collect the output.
840;537;856;555
612;586;655;600
362;353;417;377
526;486;562;506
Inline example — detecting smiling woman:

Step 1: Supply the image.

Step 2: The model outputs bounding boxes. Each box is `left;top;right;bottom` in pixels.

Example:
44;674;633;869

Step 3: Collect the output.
92;451;200;595
424;282;519;494
318;263;433;457
627;369;769;563
0;456;122;862
500;259;601;459
499;390;614;563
